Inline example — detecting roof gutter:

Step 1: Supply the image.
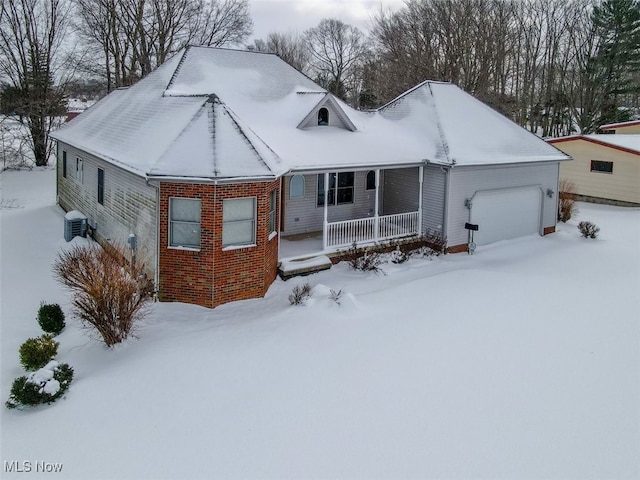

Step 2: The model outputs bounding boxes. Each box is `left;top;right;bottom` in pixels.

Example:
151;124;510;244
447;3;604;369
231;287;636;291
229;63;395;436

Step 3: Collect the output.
145;174;278;185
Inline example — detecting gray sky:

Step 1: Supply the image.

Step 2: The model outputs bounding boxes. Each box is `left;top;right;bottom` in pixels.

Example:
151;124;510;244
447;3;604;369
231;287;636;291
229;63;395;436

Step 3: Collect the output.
248;0;405;41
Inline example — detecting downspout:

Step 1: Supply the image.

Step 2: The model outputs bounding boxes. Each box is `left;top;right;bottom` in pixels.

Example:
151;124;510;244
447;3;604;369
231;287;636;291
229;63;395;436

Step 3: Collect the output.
322;172;329;250
417;166;423;235
441;165;450;246
374;169;380;241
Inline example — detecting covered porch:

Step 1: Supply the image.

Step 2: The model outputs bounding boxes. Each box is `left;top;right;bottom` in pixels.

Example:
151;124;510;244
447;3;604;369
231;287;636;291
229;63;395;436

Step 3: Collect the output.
279;166;423;260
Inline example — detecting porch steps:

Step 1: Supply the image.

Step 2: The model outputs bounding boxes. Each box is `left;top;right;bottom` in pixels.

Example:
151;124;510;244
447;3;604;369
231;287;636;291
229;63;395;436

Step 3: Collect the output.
278;255;332;280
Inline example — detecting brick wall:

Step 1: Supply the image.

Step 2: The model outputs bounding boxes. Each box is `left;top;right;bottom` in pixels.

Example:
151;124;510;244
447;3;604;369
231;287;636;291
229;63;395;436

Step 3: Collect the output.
158;180;280;308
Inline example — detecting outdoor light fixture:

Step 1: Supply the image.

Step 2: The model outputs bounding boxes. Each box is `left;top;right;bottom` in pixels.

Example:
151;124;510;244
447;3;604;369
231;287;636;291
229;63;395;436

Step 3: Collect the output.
547;188;554;198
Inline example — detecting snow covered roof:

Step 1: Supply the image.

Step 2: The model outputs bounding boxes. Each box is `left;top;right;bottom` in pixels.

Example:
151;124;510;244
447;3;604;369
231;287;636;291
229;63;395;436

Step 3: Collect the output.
549;134;640;156
600;120;640;130
51;46;569;181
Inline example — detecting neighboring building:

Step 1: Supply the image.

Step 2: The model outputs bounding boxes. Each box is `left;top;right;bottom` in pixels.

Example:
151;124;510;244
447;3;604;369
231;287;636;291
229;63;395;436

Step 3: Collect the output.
600;120;640;135
50;46;570;309
549;135;640;206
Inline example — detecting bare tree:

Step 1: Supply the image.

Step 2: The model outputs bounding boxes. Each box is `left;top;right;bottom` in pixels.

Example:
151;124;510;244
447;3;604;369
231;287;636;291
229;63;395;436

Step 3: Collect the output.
248;31;309;73
304;19;369;103
74;0;253;91
0;0;73;166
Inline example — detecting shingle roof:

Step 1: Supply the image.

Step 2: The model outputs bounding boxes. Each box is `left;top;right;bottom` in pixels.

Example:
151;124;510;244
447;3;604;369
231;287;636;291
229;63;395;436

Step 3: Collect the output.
51;46;569;181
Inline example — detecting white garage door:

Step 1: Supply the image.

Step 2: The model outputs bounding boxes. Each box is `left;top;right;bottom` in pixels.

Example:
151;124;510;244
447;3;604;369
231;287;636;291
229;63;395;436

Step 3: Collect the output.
470;187;542;246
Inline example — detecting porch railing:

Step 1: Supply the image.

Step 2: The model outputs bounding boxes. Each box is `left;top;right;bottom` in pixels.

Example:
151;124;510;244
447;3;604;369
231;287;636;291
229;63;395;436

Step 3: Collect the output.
325;211;420;249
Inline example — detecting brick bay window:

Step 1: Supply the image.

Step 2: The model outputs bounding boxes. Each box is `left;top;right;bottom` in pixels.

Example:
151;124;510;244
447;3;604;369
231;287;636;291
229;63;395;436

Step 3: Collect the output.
169;197;201;249
317;172;354;206
223;197;256;248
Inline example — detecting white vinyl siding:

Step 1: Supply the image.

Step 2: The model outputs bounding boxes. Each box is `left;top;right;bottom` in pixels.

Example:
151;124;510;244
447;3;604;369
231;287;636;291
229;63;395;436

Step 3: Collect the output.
56;141;158;276
446;163;559;247
223;197;256;247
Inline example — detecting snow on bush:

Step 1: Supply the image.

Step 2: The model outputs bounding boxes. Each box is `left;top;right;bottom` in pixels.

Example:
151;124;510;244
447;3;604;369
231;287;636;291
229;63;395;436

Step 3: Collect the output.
288;282;312;305
5;361;74;410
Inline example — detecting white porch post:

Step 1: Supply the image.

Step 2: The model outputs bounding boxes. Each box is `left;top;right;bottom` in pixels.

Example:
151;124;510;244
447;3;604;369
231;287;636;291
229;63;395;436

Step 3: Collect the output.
322;172;329;249
417;165;424;235
374;169;380;241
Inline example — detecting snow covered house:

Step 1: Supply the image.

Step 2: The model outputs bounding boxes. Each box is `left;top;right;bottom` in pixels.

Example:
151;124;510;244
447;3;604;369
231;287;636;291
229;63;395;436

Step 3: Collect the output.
549;134;640;206
51;46;570;308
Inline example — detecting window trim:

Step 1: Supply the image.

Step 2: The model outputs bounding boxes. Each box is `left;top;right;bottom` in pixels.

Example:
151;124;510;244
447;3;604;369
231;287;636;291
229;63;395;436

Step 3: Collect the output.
169;197;201;250
317;172;355;207
289;175;305;198
318;107;329;126
365;170;376;190
222;197;257;249
97;168;104;205
75;157;83;183
269;190;277;235
590;160;613;174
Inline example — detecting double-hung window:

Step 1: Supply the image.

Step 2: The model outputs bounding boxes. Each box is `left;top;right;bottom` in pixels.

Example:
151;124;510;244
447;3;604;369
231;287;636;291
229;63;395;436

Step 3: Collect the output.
269;190;277;235
317;172;354;206
169;198;201;249
223;197;256;248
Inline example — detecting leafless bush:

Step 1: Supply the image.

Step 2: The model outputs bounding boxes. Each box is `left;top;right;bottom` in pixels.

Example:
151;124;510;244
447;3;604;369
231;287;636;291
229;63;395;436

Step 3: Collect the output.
558;179;578;222
578;221;600;239
289;283;312;305
345;242;385;274
329;289;343;304
53;243;154;347
422;230;447;255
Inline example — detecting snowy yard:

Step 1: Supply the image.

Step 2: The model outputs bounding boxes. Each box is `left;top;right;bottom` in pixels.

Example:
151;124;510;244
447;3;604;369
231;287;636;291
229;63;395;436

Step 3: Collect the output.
1;167;639;479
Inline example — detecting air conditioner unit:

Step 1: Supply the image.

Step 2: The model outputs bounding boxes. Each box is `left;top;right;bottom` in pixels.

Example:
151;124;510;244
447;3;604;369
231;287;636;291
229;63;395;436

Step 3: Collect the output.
64;211;88;242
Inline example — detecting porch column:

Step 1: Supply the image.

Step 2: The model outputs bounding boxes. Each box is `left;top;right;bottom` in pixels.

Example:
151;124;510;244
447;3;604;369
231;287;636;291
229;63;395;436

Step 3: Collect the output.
374;169;380;241
417;166;424;235
322;172;329;250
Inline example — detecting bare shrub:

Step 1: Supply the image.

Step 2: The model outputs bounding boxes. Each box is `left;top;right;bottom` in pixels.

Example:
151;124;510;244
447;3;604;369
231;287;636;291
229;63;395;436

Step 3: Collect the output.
558;179;578;222
578;221;600;238
345;242;385;273
53;243;153;347
422;230;447;255
329;289;343;304
289;283;312;305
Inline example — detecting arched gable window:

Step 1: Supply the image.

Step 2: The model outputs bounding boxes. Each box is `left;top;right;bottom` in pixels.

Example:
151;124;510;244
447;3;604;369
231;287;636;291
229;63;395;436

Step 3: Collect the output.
317;107;329;126
366;170;376;190
290;175;305;198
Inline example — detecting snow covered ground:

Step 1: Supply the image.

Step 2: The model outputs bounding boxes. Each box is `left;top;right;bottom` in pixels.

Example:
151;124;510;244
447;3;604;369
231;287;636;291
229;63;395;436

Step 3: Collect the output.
1;167;639;479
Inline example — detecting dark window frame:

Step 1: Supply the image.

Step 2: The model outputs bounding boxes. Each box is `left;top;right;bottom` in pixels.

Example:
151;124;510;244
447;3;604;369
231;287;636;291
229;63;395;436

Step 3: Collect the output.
590;160;613;173
62;151;67;178
317;172;354;207
97;168;104;205
366;170;376;190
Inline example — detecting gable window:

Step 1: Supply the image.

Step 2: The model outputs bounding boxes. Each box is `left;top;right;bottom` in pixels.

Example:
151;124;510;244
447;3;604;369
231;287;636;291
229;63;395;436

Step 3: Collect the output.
590;160;613;173
97;168;104;205
318;107;329;126
62;151;67;178
290;175;305;198
317;172;354;206
223;197;256;248
169;198;201;249
269;190;277;234
366;170;376;190
76;157;83;183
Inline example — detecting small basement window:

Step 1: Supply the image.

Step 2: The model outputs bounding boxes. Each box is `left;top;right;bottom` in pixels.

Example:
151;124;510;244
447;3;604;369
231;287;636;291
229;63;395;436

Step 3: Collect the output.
169;198;201;249
318;107;329;126
590;160;613;173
